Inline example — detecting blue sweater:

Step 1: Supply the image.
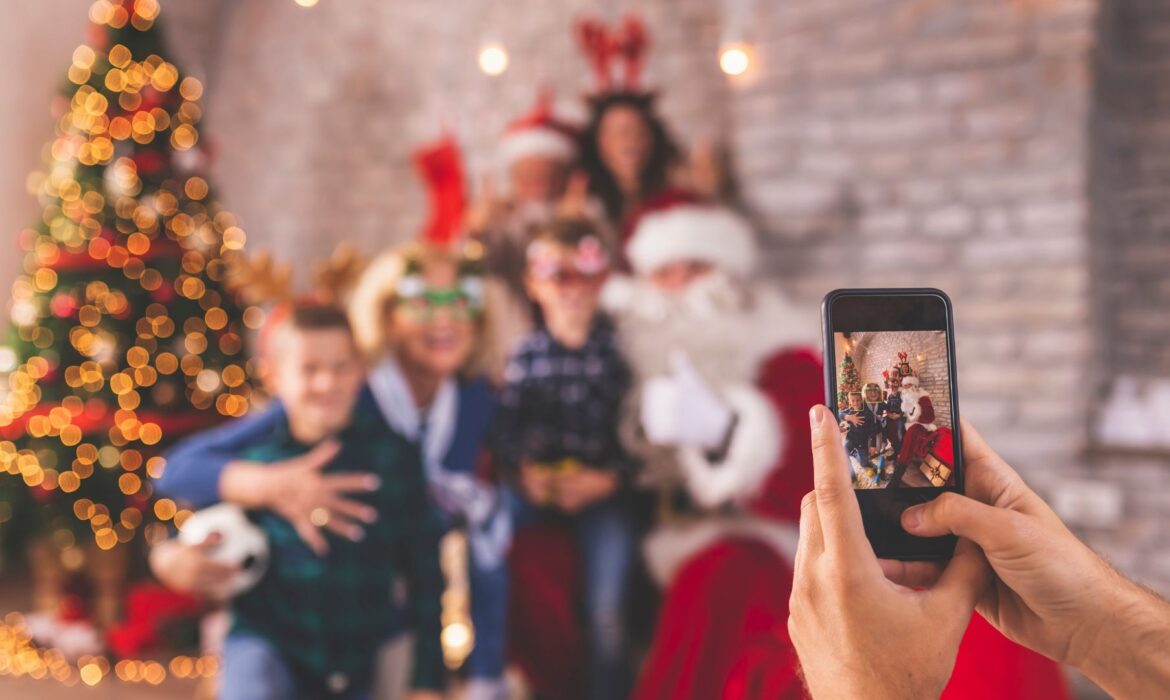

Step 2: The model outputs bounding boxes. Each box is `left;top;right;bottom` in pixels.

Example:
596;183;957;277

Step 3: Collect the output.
155;382;498;507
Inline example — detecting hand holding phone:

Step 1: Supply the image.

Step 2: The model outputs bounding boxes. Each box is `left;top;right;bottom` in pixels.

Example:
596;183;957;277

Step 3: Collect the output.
789;404;990;699
822;288;964;559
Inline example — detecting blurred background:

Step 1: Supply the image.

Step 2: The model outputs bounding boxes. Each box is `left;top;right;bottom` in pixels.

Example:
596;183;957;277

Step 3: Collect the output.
1;0;1167;698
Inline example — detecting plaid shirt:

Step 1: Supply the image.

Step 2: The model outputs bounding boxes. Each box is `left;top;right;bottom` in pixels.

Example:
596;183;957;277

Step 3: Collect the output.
231;401;444;697
492;317;633;475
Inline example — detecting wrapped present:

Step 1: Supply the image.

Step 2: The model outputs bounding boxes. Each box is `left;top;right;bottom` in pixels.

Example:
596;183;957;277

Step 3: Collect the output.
920;427;955;487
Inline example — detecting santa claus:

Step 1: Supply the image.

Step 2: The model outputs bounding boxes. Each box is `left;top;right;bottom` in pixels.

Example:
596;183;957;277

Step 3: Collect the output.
602;191;820;698
608;192;1070;700
898;374;938;466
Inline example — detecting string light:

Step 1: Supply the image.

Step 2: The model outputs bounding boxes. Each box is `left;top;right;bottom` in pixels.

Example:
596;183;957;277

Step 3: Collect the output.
477;43;509;76
0;614;217;687
719;43;751;76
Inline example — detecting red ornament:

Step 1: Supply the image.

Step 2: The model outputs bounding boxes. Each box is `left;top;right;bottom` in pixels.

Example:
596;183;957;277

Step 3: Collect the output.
50;293;77;318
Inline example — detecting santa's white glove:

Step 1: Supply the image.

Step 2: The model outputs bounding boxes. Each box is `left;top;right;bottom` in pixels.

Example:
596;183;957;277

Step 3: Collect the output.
641;351;735;451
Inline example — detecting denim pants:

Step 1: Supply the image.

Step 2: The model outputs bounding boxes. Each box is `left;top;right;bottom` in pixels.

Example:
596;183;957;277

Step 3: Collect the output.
509;492;638;700
220;632;372;700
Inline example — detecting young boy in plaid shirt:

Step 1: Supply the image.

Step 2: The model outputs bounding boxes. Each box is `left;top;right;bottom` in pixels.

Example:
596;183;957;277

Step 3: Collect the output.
492;217;637;700
209;305;444;700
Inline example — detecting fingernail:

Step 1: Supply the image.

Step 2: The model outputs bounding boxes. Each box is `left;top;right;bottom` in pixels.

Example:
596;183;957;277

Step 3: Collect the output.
350;528;365;541
363;509;378;524
902;506;923;530
809;406;824;428
366;476;381;489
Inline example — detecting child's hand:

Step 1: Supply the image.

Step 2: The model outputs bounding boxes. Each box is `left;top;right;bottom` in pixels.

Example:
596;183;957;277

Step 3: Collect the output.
554;468;618;513
520;462;553;504
149;534;239;600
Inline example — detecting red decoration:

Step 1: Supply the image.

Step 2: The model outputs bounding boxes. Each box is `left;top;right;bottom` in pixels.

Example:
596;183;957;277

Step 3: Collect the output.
412;135;467;247
574;14;650;92
50;293;78;318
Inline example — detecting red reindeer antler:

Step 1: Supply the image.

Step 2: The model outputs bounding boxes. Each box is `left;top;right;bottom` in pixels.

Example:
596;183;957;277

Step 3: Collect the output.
614;14;649;89
575;18;616;91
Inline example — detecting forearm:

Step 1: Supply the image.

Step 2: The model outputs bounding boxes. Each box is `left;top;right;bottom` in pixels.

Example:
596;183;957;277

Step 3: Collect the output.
1078;576;1170;697
218;461;279;509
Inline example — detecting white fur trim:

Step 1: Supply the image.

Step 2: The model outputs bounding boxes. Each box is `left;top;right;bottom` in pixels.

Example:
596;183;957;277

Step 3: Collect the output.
499;128;576;166
677;383;782;509
626;206;757;277
642;516;799;586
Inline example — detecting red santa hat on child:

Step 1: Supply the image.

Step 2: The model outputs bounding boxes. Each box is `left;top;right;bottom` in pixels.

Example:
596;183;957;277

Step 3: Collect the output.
623;189;759;278
499;91;580;167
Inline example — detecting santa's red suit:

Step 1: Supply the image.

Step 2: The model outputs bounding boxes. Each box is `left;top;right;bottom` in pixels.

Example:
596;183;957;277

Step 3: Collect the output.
898;376;939;466
598;195;1069;700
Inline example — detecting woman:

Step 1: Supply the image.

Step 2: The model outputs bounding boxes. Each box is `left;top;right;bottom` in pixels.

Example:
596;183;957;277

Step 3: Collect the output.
151;242;510;700
577;92;681;238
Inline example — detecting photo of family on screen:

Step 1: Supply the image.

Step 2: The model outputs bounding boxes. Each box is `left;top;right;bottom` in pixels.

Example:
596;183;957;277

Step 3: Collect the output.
834;331;956;490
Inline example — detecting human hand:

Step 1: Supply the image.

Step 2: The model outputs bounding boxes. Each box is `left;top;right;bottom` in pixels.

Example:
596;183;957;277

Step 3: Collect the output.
465;174;506;235
407;691;443;700
640;351;734;450
220;441;379;556
556;171;590;218
149;535;239;600
789;405;990;699
554;468;618;513
520;462;554;505
844;414;863;427
888;419;1143;674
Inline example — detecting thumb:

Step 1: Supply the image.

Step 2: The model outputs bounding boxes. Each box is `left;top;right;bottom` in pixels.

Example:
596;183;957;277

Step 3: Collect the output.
298;439;341;471
193;531;224;552
902;492;1024;555
568;171;589;197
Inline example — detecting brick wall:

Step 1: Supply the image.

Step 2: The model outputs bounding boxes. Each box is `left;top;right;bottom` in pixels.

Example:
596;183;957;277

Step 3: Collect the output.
1092;0;1170;380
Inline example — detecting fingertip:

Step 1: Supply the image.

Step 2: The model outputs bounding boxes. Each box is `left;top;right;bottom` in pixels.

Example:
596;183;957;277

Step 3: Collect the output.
901;504;925;532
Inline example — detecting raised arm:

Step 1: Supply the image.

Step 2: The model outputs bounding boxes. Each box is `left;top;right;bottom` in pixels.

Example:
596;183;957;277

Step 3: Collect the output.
155;401;287;507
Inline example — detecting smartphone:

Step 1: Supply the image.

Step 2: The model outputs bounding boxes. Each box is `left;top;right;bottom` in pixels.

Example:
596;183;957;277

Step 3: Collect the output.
821;288;963;560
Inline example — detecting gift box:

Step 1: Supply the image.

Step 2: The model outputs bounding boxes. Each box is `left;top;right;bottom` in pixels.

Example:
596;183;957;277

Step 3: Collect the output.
920;427;955;487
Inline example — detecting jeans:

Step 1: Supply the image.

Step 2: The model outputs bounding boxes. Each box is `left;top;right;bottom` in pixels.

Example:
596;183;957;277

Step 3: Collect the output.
511;492;638;700
220;632;371;700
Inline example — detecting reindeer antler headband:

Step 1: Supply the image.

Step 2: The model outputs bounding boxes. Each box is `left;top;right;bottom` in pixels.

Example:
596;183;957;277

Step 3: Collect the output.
575;14;650;92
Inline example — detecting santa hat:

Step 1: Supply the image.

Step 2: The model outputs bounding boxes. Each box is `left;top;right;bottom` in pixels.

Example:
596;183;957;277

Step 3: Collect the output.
624;189;758;277
901;375;921;388
413;134;466;247
499;92;579;167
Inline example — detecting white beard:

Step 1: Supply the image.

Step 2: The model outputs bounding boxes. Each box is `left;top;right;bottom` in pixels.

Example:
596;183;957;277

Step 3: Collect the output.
606;271;817;387
900;387;928;423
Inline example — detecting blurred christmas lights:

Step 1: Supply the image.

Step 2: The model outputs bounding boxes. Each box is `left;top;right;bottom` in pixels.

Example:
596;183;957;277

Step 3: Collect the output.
719;43;751;76
478;44;509;76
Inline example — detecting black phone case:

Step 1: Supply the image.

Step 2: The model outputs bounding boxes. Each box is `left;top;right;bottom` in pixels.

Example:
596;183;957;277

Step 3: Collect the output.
821;287;962;560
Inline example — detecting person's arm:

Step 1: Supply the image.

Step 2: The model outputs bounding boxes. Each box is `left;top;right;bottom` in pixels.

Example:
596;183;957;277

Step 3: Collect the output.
488;347;531;477
789;406;990;699
155;402;287;507
895;419;1170;698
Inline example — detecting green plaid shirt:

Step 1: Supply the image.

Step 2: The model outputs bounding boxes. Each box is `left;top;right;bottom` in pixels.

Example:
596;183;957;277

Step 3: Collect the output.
232;403;445;696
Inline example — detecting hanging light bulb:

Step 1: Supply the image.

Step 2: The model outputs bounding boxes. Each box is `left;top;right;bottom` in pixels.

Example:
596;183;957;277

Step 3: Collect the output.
294;0;319;7
478;43;509;76
719;43;751;76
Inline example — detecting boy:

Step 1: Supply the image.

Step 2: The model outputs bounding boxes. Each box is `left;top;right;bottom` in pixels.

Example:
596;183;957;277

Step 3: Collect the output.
491;217;636;700
207;305;444;700
838;390;878;466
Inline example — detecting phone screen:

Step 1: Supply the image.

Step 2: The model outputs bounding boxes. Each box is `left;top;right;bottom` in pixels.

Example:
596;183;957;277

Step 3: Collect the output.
823;289;962;559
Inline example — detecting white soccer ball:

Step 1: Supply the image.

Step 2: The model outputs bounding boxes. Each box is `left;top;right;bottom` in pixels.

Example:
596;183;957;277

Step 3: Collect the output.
178;503;269;597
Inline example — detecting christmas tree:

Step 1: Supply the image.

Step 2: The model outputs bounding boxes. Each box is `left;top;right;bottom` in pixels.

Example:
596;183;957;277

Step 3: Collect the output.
837;353;860;406
0;0;258;590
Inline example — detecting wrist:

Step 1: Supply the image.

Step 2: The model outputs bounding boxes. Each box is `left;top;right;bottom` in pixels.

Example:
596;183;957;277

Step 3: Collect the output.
219;461;279;509
1077;573;1170;695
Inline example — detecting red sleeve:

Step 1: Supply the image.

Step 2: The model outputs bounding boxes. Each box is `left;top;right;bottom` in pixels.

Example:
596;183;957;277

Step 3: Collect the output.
749;347;823;523
919;396;936;424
